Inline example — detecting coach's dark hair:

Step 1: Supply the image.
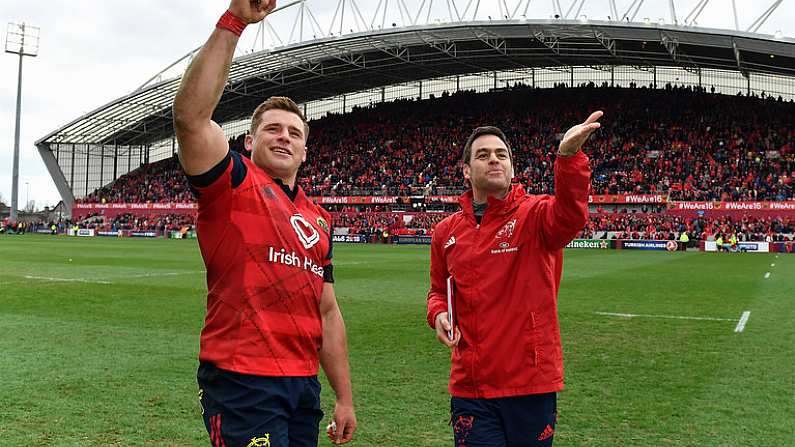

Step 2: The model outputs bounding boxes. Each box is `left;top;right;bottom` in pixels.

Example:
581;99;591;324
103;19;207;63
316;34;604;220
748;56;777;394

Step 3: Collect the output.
462;126;513;167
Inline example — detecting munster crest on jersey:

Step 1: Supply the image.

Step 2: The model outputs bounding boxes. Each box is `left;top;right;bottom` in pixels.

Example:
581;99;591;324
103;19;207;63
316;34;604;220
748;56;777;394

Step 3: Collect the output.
496;219;517;239
290;214;320;249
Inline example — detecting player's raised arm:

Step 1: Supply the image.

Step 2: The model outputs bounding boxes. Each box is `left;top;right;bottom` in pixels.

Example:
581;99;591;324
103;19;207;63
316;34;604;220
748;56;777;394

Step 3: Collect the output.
173;0;276;176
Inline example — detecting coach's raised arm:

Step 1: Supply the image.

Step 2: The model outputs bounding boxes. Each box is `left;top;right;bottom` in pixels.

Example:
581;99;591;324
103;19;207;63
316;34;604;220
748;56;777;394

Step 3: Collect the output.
172;0;275;175
536;110;602;250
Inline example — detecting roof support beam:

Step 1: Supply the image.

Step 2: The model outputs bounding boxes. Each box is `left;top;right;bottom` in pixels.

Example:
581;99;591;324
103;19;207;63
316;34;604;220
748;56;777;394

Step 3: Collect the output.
732;39;749;78
37;143;76;214
731;0;739;31
608;0;618;21
660;32;678;62
746;0;783;34
669;0;678;25
565;0;587;20
685;0;710;26
621;0;645;22
430;40;458;57
594;30;616;57
448;0;463;22
473;30;507;55
534;30;560;55
552;0;563;18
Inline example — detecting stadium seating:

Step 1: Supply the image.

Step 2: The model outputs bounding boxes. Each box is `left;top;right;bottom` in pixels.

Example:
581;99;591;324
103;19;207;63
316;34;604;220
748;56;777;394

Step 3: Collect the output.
78;85;794;204
71;85;795;240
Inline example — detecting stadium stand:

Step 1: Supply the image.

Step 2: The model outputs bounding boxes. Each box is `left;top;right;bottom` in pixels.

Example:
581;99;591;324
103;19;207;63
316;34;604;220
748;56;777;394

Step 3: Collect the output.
64;86;794;241
78;85;794;204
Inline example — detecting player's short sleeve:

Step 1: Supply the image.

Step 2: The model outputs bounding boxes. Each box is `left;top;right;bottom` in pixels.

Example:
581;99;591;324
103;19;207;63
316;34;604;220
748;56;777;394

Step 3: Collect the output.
187;150;248;205
321;209;335;283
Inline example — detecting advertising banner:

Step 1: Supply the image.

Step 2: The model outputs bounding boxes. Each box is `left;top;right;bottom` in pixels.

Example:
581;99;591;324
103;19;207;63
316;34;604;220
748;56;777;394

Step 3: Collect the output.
332;234;369;243
313;194;669;205
74;203;197;211
72;203;197;219
589;194;667;204
566;239;614;249
427;196;459;203
128;231;160;238
393;235;432;245
620;240;679;251
311;196;400;205
667;201;795;217
76;229;95;237
703;241;770;253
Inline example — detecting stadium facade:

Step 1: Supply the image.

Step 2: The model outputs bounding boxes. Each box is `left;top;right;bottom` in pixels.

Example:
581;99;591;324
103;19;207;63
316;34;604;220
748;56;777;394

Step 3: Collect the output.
34;0;795;215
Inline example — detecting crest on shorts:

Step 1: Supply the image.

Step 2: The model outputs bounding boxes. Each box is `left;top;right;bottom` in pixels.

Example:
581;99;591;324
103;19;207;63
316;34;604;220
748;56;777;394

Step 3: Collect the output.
247;435;271;447
317;216;329;233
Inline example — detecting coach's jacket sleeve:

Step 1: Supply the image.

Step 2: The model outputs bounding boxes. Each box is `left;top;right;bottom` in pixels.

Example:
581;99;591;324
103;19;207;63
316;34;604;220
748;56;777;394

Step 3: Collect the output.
537;151;591;250
427;221;450;329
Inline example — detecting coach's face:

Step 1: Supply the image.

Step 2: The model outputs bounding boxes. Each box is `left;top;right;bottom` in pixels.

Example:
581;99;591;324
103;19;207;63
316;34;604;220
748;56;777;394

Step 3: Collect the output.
247;109;307;180
463;134;513;195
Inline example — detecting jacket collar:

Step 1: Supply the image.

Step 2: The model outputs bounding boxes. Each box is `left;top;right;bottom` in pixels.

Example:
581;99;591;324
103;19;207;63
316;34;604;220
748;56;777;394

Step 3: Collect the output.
459;183;525;218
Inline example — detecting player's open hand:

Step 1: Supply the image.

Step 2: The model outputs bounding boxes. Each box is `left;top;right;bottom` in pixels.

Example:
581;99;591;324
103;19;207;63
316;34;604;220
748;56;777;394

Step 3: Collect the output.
327;401;357;444
435;312;461;348
228;0;277;24
558;110;603;156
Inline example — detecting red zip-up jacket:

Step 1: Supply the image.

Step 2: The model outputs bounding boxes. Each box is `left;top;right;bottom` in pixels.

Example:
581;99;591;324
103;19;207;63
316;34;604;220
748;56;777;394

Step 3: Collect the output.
427;151;591;399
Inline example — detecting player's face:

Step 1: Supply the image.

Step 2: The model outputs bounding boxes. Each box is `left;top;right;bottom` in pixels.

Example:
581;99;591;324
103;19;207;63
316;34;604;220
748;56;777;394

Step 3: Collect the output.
463;134;513;194
248;109;307;180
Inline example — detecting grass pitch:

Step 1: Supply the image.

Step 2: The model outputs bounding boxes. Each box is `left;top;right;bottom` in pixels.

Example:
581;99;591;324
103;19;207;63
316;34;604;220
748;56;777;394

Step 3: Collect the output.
0;235;793;446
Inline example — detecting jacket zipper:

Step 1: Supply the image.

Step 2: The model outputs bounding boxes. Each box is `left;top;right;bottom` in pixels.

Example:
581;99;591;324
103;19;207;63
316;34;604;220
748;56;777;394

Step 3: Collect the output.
469;211;483;396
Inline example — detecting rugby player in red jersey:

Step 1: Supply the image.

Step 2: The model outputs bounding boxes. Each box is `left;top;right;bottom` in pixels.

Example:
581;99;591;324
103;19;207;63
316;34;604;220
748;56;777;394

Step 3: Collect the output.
173;1;356;445
427;114;601;446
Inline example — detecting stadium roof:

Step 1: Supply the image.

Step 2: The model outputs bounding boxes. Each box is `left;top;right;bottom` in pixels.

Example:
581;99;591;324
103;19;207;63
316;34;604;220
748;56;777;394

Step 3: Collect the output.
36;20;795;148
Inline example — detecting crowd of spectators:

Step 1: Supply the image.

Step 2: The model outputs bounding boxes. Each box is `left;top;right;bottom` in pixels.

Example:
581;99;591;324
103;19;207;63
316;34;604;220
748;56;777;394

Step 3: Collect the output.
77;84;794;205
580;213;794;241
9;210;793;241
288;84;795;200
331;212;449;236
72;213;195;233
80;157;193;204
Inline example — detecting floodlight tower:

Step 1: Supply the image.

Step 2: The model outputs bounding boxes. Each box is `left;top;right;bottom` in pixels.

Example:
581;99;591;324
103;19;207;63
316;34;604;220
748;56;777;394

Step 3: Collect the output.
5;22;39;222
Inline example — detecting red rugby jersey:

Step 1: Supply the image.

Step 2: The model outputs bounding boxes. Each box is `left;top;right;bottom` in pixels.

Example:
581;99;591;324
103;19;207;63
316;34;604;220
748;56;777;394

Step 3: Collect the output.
191;151;333;377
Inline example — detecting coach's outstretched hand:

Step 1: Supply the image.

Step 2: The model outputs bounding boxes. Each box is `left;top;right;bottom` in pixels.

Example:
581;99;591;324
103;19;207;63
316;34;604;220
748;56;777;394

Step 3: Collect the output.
558;110;603;156
229;0;277;24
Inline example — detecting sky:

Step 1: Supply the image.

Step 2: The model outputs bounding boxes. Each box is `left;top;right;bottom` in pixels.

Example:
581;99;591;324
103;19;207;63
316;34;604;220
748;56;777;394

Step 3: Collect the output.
1;0;793;210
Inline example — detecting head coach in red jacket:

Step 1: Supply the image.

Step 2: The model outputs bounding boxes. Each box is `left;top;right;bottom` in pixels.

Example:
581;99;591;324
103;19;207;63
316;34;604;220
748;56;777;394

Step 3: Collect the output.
427;111;602;446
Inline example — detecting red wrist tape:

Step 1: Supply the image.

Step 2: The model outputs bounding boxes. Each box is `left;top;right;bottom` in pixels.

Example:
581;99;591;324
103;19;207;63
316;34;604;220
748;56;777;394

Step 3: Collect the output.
217;10;247;37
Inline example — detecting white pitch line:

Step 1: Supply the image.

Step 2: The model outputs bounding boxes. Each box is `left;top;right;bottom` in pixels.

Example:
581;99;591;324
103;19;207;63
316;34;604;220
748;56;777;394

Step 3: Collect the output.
24;275;112;285
595;311;737;322
734;311;751;333
764;272;771;279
